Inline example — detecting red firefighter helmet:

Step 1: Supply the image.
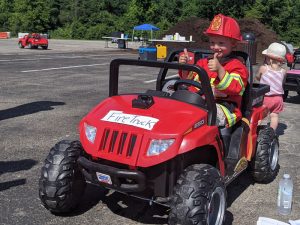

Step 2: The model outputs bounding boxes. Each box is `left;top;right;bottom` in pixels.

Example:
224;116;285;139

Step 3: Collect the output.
204;14;242;41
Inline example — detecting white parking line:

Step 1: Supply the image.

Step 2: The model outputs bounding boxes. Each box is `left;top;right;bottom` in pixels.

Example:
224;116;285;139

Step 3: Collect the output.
0;58;53;62
21;63;109;73
0;53;134;62
143;74;179;84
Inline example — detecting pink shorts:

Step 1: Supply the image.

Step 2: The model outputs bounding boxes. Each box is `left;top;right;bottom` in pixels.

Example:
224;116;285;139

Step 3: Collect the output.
263;95;284;114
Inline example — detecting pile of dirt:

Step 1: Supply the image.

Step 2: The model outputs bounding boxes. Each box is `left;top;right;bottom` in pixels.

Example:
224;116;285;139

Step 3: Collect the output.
162;17;279;63
161;17;211;49
238;18;279;62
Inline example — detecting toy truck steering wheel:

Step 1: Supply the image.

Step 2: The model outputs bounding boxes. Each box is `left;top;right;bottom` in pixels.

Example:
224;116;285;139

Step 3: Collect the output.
173;79;204;95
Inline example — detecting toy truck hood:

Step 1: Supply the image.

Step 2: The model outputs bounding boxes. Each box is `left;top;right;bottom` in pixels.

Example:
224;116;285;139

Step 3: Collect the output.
79;95;208;167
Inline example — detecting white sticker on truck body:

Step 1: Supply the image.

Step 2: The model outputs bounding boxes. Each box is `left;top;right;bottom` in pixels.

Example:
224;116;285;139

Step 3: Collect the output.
101;110;159;130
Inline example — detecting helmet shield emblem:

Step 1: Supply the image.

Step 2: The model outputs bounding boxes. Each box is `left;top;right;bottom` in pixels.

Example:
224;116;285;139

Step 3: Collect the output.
211;15;222;31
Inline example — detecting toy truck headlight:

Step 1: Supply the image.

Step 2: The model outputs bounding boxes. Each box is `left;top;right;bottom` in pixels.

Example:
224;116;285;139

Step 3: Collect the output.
147;139;175;156
84;122;97;143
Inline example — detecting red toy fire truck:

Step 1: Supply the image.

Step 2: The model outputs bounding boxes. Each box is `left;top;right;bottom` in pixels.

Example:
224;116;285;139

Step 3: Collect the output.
39;50;278;225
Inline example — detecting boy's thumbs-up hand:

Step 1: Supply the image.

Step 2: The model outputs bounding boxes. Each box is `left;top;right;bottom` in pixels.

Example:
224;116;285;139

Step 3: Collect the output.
208;52;221;72
179;48;189;64
184;48;189;58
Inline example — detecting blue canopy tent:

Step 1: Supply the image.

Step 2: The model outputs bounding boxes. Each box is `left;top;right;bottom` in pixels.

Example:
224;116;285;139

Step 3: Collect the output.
132;24;160;41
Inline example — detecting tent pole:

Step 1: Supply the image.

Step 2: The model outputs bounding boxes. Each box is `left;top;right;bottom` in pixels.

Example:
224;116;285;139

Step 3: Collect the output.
132;30;134;42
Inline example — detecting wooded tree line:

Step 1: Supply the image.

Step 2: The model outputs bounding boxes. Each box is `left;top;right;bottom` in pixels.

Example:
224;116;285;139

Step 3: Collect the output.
0;0;299;45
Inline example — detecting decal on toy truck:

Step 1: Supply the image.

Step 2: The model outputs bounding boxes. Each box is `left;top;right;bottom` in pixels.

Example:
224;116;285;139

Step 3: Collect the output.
96;172;112;184
101;110;159;130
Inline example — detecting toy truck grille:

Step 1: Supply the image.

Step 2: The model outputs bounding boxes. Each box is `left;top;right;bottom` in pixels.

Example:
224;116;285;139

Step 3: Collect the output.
99;129;140;157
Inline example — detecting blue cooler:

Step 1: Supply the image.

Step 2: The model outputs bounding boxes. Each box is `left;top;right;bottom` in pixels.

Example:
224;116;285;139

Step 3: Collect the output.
139;47;157;60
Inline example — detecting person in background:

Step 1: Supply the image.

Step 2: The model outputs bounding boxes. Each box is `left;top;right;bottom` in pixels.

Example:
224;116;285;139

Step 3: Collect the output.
179;14;249;127
256;42;287;133
281;41;295;68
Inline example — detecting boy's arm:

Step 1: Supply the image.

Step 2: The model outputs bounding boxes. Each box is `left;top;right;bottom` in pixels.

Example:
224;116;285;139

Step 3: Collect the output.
213;61;248;96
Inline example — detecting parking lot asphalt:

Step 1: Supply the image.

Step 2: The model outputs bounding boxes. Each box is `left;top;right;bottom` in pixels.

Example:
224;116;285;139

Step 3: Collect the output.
0;38;299;225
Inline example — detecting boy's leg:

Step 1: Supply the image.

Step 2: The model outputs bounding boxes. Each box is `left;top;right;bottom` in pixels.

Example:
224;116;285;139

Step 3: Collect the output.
270;112;279;131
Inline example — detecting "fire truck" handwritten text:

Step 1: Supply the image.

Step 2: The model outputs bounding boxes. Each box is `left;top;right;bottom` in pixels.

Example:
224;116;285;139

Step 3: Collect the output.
101;110;159;130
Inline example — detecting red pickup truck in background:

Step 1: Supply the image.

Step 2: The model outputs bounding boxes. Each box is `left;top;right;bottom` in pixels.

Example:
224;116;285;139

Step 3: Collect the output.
18;33;48;49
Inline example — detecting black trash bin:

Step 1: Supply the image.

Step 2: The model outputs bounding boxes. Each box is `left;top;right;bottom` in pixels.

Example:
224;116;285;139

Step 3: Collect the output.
241;32;257;65
118;39;126;49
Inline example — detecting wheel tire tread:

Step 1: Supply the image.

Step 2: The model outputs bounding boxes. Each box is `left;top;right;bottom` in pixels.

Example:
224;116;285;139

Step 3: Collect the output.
39;140;86;213
169;164;225;225
250;126;279;183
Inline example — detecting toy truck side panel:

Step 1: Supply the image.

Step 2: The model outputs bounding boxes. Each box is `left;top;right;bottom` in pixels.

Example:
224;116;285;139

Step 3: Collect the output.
245;82;270;160
177;125;225;175
19;36;28;45
246;105;269;160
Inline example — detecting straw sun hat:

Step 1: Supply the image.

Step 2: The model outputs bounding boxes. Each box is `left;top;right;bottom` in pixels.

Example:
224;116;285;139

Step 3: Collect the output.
262;42;286;61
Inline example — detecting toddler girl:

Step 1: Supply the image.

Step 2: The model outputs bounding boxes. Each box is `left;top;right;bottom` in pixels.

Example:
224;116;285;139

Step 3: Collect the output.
256;42;287;132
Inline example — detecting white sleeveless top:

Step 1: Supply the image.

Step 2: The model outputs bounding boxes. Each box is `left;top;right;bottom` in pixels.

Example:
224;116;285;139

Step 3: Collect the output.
260;65;285;96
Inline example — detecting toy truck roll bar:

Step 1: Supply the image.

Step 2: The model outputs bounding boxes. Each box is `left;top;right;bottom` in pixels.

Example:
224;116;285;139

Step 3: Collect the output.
109;58;217;126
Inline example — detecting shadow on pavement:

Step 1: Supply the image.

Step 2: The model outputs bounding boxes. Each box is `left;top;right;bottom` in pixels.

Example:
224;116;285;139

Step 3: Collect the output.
284;94;300;104
0;159;38;191
103;191;235;224
57;173;251;224
62;187;167;223
0;101;65;121
0;159;38;175
277;122;287;136
76;186;236;225
59;184;108;217
226;171;254;208
103;191;168;224
224;211;234;225
0;179;26;191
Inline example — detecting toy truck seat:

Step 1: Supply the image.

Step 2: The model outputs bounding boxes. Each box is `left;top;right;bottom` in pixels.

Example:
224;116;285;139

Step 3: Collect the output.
220;51;270;161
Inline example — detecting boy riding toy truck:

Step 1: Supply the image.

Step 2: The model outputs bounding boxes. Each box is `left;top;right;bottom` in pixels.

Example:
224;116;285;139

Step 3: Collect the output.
39;48;279;224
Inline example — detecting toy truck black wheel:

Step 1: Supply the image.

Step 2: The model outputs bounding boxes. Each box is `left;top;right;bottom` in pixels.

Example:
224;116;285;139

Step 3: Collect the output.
169;164;226;225
39;140;86;214
250;126;279;183
28;43;33;49
18;42;24;48
42;45;48;50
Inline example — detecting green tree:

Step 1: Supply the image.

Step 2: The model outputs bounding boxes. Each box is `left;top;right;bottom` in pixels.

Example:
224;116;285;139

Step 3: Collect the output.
1;0;298;44
9;0;51;35
245;0;300;45
181;0;255;20
0;0;12;31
